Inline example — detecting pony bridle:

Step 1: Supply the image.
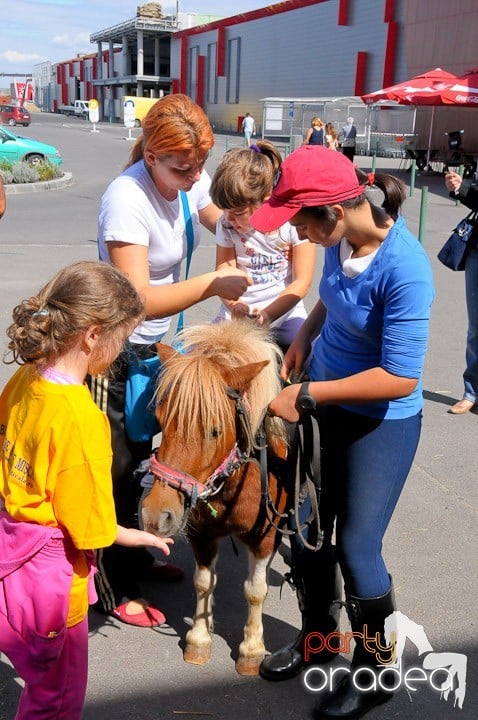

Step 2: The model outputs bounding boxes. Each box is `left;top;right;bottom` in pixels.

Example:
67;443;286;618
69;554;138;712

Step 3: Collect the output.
149;386;257;519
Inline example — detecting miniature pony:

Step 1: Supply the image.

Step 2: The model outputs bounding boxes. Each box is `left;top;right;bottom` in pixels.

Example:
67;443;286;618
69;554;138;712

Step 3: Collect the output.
142;319;294;674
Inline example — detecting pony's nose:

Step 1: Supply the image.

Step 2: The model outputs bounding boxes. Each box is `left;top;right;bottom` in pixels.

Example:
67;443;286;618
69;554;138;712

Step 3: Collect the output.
158;510;181;536
142;504;179;537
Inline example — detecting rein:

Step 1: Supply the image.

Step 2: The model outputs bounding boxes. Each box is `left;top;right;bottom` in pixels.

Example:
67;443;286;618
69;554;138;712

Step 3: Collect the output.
291;413;323;552
255;412;323;552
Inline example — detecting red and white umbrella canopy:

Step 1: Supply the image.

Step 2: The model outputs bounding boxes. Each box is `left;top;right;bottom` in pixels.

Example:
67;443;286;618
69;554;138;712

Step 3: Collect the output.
442;68;478;106
361;68;458;106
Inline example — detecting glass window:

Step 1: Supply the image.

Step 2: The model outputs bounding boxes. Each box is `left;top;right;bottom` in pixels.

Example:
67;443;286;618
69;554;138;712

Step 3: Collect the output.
226;37;241;104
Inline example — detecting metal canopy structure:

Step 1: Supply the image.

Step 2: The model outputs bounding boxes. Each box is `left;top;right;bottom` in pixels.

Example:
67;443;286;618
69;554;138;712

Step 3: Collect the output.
89;11;178;119
259;96;418;155
260;96;367;150
90;16;178;44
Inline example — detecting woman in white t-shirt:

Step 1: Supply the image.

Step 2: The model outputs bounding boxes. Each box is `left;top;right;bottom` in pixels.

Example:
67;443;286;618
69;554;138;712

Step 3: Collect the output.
91;94;250;629
210;141;315;351
325;122;339;151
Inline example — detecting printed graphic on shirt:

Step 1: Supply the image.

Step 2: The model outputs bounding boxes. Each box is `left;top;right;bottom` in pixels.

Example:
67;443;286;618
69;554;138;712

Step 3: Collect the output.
1;429;33;488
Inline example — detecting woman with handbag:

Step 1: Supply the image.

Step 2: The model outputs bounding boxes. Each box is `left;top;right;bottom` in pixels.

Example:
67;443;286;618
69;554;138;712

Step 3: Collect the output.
90;94;250;627
444;171;478;414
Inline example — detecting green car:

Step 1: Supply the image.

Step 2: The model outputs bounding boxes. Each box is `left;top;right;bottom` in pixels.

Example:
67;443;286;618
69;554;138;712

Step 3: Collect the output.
0;126;63;166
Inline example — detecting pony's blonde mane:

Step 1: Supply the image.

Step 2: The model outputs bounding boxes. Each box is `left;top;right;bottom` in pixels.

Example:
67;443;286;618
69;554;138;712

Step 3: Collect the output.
155;320;286;450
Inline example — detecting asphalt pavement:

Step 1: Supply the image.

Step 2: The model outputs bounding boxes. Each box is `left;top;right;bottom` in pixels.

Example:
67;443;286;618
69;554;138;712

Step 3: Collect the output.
0;116;476;720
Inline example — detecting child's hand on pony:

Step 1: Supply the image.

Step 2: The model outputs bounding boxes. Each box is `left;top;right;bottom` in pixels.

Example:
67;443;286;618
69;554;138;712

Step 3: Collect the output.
115;525;173;555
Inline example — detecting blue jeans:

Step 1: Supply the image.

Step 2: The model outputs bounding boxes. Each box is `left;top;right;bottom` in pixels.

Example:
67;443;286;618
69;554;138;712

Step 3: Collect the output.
305;405;421;598
463;246;478;403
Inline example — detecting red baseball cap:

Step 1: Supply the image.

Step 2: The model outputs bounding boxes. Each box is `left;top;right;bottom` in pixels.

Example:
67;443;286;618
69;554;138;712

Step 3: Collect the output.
250;145;365;233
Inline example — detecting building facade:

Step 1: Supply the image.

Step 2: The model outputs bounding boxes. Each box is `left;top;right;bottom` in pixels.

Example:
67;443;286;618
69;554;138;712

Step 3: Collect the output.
170;0;478;150
33;5;221;121
32;0;478;151
170;0;407;135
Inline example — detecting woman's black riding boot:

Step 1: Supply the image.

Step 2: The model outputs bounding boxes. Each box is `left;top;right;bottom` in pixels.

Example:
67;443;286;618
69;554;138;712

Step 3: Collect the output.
259;546;341;681
314;580;396;719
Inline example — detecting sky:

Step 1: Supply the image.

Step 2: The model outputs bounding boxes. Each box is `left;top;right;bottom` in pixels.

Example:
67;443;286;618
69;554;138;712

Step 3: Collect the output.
1;0;269;88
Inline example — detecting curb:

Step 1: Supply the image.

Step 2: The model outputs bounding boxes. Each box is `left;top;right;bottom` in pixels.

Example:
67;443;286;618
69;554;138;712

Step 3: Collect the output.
3;172;73;195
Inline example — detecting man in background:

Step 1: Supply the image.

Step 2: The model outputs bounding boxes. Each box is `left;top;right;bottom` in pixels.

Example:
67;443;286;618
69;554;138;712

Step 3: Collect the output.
339;117;357;162
242;112;256;147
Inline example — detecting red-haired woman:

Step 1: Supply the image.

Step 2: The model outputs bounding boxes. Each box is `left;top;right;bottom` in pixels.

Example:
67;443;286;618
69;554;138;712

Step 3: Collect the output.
91;94;250;627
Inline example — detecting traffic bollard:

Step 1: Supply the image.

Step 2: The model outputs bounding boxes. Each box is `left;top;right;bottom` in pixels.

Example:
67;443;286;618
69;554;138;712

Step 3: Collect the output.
418;186;428;244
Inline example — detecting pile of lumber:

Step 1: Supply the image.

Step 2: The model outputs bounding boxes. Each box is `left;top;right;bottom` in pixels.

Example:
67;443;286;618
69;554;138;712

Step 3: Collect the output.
137;2;163;19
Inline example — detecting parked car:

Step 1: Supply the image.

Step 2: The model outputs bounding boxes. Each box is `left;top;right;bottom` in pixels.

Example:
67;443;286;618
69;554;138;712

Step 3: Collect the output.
0;105;31;127
0;127;62;166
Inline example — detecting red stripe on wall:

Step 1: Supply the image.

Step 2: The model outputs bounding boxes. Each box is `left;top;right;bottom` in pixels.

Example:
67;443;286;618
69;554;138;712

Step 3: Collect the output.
355;52;367;96
174;0;328;38
172;79;180;94
338;0;348;26
180;38;188;94
384;0;395;23
382;21;397;87
197;55;205;107
217;26;225;77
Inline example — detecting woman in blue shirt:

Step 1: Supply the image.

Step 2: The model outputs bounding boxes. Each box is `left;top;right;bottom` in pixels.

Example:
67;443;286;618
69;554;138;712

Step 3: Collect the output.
250;146;434;720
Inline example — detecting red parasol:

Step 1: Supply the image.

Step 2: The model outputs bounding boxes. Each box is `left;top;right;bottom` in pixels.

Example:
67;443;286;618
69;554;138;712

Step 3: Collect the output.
442;67;478;106
361;68;458;167
361;68;457;106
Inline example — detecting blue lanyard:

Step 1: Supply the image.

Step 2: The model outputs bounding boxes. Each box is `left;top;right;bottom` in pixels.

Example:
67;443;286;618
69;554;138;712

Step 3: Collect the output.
176;191;194;333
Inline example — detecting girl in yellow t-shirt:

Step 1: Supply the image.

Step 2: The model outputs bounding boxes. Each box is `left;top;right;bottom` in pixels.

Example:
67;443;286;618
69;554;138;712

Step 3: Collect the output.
0;261;173;720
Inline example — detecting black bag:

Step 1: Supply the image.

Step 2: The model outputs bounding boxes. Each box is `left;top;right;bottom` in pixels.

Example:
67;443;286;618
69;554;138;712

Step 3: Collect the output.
437;210;477;271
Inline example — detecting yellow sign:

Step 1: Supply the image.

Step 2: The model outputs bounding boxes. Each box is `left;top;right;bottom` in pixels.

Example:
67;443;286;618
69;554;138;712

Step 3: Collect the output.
89;99;99;110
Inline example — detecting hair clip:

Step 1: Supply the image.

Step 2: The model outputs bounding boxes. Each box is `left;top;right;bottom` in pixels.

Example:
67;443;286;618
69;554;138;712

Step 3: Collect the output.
367;172;375;186
32;308;49;317
250;144;261;153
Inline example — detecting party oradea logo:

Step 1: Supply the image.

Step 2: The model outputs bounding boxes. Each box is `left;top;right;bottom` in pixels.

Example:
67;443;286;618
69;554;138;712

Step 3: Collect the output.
302;611;466;710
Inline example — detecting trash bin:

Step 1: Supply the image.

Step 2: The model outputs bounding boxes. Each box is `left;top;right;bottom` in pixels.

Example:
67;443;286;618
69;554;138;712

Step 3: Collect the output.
237;115;245;133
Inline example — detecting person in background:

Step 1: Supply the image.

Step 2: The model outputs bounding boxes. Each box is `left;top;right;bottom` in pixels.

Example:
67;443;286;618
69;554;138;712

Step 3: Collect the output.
304;117;325;146
0;261;173;720
93;93;250;627
339;116;357;161
241;112;256;147
210;140;316;351
444;170;478;414
250;146;434;720
324;122;338;150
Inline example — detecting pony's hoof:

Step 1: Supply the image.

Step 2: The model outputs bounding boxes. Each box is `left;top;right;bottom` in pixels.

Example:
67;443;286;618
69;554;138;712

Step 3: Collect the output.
184;645;211;665
235;656;263;675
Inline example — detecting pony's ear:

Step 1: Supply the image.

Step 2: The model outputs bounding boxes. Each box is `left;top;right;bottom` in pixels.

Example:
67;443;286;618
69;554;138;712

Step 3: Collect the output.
222;360;270;392
154;342;178;364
